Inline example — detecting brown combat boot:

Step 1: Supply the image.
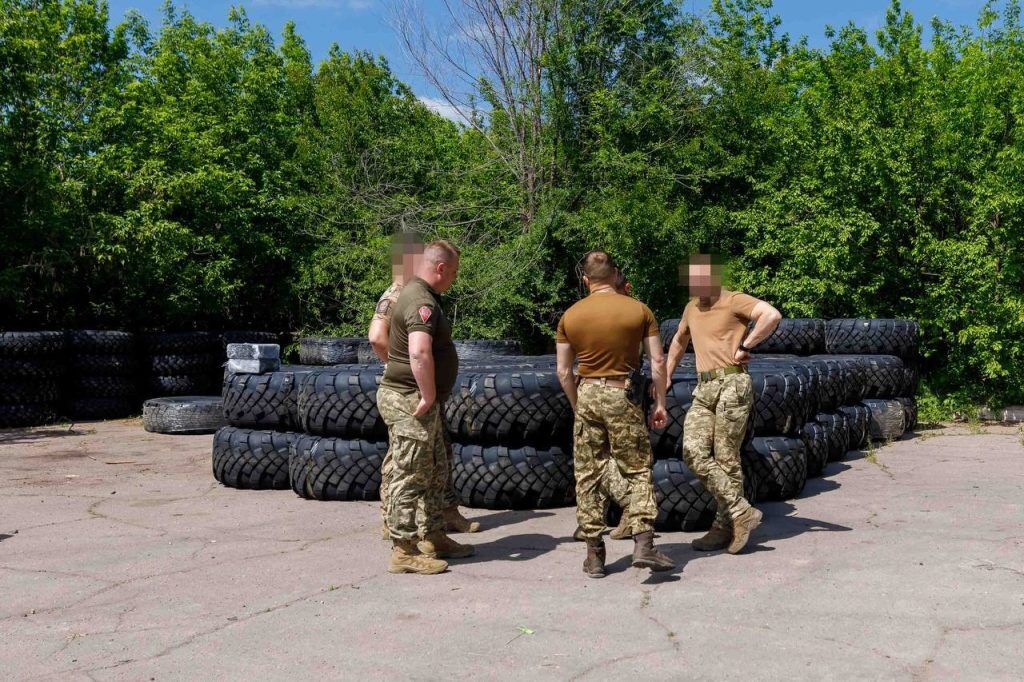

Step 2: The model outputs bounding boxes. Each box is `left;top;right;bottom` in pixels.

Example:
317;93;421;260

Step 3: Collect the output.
388;539;448;575
418;531;475;559
727;506;763;555
692;524;732;551
583;540;606;578
608;510;632;540
443;506;481;533
632;531;675;572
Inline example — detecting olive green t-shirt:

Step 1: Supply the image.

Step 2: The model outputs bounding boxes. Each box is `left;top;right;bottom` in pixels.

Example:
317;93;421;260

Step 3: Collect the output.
380;277;459;400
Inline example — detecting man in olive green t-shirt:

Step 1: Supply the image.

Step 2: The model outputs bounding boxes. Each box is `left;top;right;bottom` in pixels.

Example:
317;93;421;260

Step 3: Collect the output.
377;240;473;575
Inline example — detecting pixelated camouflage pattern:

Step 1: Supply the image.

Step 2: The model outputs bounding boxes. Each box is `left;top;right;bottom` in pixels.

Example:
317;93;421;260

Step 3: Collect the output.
682;372;754;526
573;383;657;539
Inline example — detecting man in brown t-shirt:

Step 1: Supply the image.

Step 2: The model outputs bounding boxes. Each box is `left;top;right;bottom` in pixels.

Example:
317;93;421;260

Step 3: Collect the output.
665;253;781;554
556;251;674;578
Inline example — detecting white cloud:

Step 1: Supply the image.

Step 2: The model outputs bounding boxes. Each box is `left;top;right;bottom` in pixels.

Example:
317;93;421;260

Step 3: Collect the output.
418;96;469;125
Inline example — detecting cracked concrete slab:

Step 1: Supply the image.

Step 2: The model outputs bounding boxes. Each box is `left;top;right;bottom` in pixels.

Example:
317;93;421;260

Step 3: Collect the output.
0;420;1021;680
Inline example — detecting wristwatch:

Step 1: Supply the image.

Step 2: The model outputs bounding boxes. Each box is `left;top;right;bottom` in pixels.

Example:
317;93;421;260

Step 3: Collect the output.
738;343;753;353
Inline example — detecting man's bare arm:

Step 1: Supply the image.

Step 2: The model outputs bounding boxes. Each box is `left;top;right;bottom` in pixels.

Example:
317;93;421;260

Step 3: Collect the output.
666;317;691;378
368;318;390;363
556;342;578;411
743;301;783;349
642;335;669;430
408;331;436;417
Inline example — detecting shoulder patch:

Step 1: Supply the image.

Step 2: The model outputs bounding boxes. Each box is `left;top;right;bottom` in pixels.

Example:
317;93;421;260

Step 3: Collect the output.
418;305;432;323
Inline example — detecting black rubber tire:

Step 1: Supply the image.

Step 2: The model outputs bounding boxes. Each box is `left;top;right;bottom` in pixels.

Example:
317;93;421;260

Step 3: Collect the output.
70;375;137;399
814;411;851;463
147;353;218;375
650;374;698;459
659;319;680;351
452;339;523;360
825;318;919;360
452;443;575;510
0;380;61;405
0;403;60;428
141;331;217;354
749;369;808;436
0;358;64;380
148;374;218;396
828;354;906;399
297;368;386;440
791;356;848;412
810;355;866;405
66;330;135;354
749;318;826;355
356;340;382;365
741;436;808;501
895;397;917;431
800;421;829;477
838;404;870;450
650;458;716;531
67;397;136;420
0;331;65;357
143;396;225;434
219;331;280;347
445;370;572;446
222;366;318;430
749;360;821;422
287;434;388;501
69;353;137;376
298;337;362;365
212;426;296;490
862;398;906;441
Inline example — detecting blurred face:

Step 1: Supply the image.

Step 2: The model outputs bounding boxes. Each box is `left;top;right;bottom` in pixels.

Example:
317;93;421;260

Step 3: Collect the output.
434;255;460;293
402;244;423;281
688;256;721;298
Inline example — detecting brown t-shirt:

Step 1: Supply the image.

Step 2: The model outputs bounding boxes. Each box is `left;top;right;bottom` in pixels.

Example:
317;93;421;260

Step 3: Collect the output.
380;277;458;400
556;292;659;377
682;289;761;373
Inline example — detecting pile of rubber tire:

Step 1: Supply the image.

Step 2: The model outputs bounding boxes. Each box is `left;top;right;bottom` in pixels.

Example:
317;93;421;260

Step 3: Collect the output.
648;317;919;531
65;330;139;420
0;332;66;427
212;339;570;509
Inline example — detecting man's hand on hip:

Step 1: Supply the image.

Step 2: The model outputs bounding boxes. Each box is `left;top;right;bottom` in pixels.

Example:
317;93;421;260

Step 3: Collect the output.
412;396;434;418
733;348;751;364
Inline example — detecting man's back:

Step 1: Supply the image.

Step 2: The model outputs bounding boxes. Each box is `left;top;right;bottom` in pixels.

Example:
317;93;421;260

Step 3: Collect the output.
556;292;658;378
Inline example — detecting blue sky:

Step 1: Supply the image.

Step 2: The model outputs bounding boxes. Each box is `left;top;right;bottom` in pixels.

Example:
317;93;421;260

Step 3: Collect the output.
104;0;990;118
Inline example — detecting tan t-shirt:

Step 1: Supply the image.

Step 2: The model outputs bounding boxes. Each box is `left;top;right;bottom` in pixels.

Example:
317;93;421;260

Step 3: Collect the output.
373;282;403;322
556;292;659;377
682;289;760;373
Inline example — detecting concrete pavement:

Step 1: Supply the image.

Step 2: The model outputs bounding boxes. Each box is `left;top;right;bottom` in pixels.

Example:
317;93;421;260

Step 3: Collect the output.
1;420;1021;680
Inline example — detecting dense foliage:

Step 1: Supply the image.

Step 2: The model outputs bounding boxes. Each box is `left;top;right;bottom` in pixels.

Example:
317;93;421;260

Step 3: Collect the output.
2;0;1022;411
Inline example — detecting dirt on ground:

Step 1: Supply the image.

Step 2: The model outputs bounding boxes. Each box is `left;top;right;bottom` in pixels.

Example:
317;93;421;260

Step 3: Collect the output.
1;420;1022;680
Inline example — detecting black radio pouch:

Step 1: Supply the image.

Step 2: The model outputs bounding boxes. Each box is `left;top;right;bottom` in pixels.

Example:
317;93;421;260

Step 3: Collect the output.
626;368;652;408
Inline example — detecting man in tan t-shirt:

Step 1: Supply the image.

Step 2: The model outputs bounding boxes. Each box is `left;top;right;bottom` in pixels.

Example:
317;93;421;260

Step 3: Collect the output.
556;251;674;578
666;253;781;554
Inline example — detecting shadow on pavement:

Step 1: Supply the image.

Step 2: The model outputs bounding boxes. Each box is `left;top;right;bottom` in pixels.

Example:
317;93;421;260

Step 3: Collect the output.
0;425;93;445
455;532;570;565
472;509;557;532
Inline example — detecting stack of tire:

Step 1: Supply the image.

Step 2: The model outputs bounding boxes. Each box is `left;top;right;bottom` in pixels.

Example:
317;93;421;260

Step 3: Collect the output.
65;330;138;420
142;332;221;398
649;317;919;533
0;332;65;427
299;337;373;365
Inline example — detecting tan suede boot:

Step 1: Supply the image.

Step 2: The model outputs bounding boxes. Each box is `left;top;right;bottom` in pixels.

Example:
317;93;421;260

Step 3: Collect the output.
632;531;675;572
443;506;481;533
608;510;632;540
418;531;475;559
727;506;763;555
388;539;448;575
583;540;606;578
692;524;732;551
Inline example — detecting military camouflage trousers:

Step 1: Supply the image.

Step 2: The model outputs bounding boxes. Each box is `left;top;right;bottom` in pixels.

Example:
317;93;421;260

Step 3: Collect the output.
573;382;658;540
377;386;448;541
379;419;459;531
682;372;754;529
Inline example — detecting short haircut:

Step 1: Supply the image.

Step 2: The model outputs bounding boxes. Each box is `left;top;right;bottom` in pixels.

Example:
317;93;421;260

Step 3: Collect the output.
614;270;629;292
583;250;617;283
424;239;460;264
